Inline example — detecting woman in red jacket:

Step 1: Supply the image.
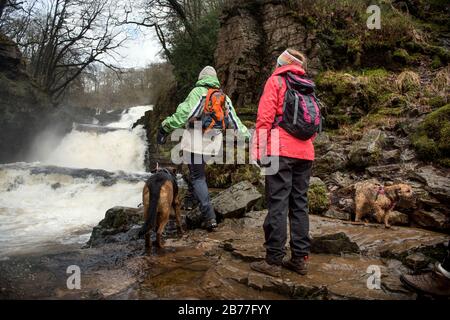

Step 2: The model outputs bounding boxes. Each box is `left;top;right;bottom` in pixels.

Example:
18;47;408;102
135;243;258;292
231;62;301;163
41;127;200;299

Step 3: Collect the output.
251;49;315;277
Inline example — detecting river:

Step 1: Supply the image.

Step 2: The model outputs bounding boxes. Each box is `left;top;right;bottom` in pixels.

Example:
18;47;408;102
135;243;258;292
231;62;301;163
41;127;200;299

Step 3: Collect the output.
0;106;152;259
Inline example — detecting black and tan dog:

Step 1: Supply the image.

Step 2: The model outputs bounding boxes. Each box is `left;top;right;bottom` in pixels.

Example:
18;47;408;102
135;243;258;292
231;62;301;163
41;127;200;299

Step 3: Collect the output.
138;167;183;253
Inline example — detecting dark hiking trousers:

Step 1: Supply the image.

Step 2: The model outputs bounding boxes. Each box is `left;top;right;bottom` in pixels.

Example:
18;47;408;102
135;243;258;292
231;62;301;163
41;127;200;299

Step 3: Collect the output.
264;156;313;265
187;152;216;223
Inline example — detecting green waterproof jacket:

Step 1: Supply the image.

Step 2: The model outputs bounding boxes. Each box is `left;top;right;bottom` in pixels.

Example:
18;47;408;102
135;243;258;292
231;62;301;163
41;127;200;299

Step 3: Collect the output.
161;76;250;139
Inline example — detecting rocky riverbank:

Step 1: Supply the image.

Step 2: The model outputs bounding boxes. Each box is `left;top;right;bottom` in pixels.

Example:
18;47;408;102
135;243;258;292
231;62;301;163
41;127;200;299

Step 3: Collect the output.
1;181;448;300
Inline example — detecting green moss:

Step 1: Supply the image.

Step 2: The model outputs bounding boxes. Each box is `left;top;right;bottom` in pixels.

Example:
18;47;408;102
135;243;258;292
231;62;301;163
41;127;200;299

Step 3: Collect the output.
413;135;440;159
361;68;389;78
431;56;443;69
412;104;450;167
236;104;258;115
206;164;233;189
380;93;409;109
308;182;330;215
377;107;406;116
428;96;446;109
231;165;260;185
326;114;353;128
393;49;412;64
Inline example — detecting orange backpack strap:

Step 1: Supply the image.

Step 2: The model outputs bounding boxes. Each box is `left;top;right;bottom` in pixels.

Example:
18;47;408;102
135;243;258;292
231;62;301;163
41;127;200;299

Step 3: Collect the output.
203;88;228;133
204;88;219;113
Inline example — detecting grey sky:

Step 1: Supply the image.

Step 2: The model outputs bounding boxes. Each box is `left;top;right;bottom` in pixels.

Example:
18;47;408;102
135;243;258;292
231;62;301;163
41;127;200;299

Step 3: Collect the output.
106;22;164;69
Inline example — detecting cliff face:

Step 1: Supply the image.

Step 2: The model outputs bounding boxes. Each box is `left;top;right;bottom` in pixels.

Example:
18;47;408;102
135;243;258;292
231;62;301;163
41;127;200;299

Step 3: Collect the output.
214;0;449;107
0;34;53;163
215;0;321;107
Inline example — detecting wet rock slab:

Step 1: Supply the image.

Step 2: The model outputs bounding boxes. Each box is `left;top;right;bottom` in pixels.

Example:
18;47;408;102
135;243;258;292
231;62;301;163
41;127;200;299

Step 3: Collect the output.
410;166;450;202
307;215;448;260
1;209;448;300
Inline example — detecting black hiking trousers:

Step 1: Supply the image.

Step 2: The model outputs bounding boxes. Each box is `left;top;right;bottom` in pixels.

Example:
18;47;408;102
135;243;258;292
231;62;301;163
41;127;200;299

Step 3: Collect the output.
264;156;313;266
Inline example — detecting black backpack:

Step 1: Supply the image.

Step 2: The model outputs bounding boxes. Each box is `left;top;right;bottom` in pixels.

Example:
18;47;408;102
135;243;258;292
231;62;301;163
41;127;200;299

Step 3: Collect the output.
276;72;323;140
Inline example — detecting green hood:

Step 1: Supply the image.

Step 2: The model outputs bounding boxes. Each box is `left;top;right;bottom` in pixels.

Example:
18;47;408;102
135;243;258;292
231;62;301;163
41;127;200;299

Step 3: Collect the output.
162;74;250;140
196;76;220;89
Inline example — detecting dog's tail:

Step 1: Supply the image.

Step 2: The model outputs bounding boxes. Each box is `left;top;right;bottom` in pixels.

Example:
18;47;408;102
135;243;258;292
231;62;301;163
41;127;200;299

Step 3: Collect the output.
139;179;164;237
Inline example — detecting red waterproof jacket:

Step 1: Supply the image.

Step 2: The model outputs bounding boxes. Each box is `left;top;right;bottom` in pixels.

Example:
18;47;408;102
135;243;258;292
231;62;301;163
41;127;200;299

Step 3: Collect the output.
252;64;315;161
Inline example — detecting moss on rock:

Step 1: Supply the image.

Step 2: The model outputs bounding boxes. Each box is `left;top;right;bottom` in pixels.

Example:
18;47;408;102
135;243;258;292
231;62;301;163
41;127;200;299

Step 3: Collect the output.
308;178;330;215
412;104;450;167
316;69;391;129
393;49;412;65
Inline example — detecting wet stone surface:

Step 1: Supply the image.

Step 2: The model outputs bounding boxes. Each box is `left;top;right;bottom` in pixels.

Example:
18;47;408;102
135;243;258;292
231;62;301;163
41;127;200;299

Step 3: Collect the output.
1;208;448;300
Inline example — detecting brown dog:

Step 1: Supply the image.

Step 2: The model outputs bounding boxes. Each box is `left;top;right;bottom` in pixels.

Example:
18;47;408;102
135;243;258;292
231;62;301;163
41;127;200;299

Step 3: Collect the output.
354;181;413;228
139;167;183;252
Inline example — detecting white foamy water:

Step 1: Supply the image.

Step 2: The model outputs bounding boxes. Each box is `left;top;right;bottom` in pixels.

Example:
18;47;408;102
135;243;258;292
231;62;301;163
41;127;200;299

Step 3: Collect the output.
43;129;148;172
0;106;152;258
43;105;152;171
107;106;153;129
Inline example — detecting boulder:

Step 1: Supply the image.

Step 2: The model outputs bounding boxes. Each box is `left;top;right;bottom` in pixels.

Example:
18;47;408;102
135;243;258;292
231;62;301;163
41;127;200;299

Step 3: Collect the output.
311;232;360;255
400;149;417;162
326;171;353;189
410;166;450;202
212;181;261;218
366;164;403;179
330;192;355;214
411;210;450;233
313;132;331;154
323;208;351;221
388;211;410;226
87;207;143;247
186;181;262;229
348;129;385;168
381;149;401;164
313;151;347;178
404;253;431;272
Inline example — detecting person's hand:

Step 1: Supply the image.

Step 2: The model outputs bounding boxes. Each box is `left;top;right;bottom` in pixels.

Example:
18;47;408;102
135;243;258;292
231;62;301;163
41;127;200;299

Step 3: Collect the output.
257;157;272;168
156;126;169;145
251;158;271;169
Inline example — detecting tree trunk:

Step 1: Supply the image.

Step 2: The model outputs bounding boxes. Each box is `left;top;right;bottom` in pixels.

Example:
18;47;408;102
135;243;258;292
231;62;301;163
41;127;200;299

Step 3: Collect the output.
0;0;7;19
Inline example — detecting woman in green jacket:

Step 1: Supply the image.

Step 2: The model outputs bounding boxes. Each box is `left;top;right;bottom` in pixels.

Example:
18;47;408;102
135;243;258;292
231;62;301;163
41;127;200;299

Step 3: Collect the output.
157;66;250;231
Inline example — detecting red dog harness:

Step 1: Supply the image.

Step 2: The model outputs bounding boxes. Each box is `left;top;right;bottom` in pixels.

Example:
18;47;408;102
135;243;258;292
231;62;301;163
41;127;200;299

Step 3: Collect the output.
375;186;397;210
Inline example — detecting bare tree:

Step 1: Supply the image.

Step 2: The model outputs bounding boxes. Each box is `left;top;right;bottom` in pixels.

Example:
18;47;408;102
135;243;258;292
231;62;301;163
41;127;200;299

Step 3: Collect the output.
2;0;125;101
120;0;226;62
0;0;23;20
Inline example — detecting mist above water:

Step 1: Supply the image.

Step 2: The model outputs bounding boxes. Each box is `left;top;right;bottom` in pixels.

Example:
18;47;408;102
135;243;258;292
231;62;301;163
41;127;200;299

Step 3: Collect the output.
28;106;152;172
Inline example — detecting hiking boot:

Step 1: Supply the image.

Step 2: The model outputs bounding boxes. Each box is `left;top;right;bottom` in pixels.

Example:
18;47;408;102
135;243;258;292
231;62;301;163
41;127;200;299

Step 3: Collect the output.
203;218;218;232
282;256;308;275
400;264;450;297
250;260;282;278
